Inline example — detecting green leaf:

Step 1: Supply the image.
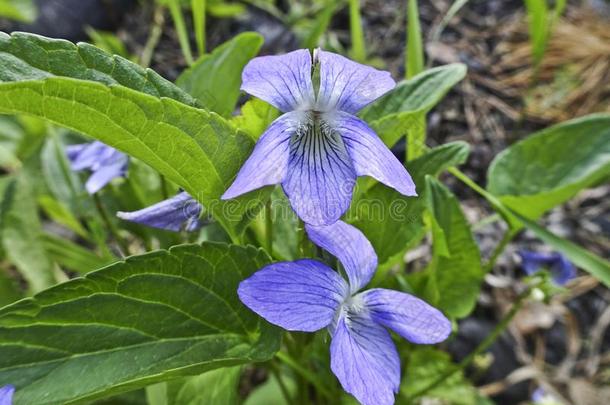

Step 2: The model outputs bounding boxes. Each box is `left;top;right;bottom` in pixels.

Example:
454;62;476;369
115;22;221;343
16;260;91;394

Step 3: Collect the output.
524;0;565;65
271;190;300;261
207;2;246;17
245;373;296;405
233;98;280;141
146;367;242;405
38;195;89;239
0;115;23;169
487;114;610;220
0;167;55;292
348;142;470;267
0;269;20;307
40;134;86;215
0;0;36;22
301;0;342;49
191;0;206;56
0;243;280;405
162;367;242;405
177;33;264;117
85;28;132;60
0;32;198;106
420;177;483;319
41;232;114;274
401;348;481;405
360;64;467;148
0;32;269;239
0;175;20;306
125;158;175;208
0;115;46;169
450;166;610;287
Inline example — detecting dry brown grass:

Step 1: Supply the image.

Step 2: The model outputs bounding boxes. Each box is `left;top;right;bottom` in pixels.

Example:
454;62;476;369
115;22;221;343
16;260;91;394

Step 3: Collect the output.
497;7;610;123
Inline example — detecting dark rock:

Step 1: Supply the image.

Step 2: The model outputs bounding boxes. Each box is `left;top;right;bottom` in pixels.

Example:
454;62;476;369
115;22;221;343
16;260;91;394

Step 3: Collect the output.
13;0;136;41
448;317;529;404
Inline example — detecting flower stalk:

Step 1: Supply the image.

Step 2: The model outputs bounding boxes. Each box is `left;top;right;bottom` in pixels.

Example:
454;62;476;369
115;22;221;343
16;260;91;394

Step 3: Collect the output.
406;286;535;401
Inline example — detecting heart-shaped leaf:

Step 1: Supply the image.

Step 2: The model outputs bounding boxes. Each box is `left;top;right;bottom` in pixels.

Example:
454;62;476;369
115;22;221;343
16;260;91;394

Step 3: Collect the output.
487;114;610;220
0;243;280;405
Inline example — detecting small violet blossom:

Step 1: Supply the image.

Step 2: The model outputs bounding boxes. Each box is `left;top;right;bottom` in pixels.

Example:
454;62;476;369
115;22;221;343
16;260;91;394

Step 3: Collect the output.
222;49;416;226
0;385;14;405
238;221;451;405
532;387;561;405
66;141;128;194
519;250;576;286
117;192;205;232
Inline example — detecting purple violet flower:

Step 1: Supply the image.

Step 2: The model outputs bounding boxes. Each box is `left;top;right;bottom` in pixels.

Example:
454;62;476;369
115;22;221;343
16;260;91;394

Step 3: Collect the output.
0;385;14;405
519;250;576;286
238;221;451;405
66;141;128;194
532;387;561;404
222;49;416;226
117;192;205;232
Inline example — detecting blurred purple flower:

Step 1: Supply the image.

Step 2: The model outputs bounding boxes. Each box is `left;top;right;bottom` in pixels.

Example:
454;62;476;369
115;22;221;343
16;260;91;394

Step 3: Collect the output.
519;250;576;285
238;221;451;405
117;192;205;232
0;385;14;405
222;49;416;226
532;387;545;402
532;387;561;404
66;141;128;194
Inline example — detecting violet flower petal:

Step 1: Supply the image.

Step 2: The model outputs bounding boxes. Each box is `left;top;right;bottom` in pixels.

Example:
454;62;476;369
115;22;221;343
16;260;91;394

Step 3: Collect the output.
315;49;396;115
330;314;400;405
532;388;546;403
65;143;87;163
222;112;301;200
0;385;14;405
360;288;452;344
552;254;577;285
305;221;377;293
238;259;348;332
282;120;357;226
241;49;315;112
69;141;108;171
335;112;417;196
519;250;576;286
85;159;127;194
117;192;204;232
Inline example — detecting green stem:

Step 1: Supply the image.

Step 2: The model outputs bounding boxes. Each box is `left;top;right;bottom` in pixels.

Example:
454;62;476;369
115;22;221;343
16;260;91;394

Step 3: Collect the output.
297;220;312;257
159;174;169;200
448;167;510;216
93;193;131;256
406;115;426;162
167;0;194;65
348;0;366;61
404;0;425;162
276;351;332;400
406;0;424;79
265;199;273;254
140;5;165;68
483;230;515;273
408;287;533;400
472;213;501;231
191;0;206;56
